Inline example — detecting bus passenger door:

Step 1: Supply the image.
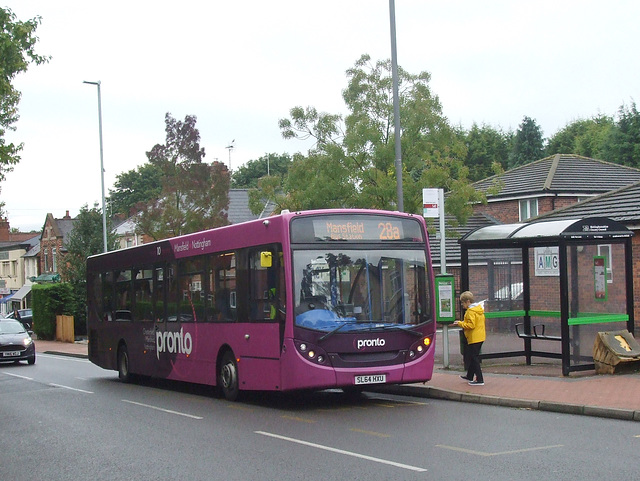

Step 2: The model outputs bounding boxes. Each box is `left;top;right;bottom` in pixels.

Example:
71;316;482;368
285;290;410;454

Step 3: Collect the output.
237;246;284;391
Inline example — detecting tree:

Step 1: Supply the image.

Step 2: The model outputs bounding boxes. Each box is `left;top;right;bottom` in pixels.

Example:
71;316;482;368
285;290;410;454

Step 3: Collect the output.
60;204;116;283
507;116;545;169
463;123;511;181
137;113;230;240
59;204;116;334
546;115;613;158
276;54;484;225
601;102;640;167
108;162;163;217
232;153;292;188
0;7;49;213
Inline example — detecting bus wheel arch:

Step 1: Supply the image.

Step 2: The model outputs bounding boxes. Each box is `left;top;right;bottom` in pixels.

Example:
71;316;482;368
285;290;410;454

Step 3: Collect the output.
117;341;132;383
218;348;240;401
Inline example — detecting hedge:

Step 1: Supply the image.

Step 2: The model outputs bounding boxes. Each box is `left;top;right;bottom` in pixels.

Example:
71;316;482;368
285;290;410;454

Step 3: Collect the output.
32;283;76;340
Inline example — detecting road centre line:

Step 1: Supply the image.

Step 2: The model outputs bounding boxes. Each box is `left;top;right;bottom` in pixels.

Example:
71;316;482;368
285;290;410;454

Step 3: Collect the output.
436;444;564;457
122;399;203;419
49;383;94;394
255;431;427;472
350;428;391;438
281;415;316;423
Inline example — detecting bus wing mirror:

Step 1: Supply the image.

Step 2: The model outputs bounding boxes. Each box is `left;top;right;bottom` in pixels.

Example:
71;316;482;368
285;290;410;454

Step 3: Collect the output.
260;251;273;268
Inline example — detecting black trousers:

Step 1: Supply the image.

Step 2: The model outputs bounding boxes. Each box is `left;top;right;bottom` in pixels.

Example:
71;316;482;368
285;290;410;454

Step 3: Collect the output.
465;341;484;382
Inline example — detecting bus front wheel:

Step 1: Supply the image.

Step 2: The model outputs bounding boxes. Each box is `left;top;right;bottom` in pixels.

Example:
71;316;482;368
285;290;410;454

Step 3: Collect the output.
219;351;239;401
117;344;132;382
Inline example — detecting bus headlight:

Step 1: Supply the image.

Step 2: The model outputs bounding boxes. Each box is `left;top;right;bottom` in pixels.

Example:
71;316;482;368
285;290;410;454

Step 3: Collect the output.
294;340;328;365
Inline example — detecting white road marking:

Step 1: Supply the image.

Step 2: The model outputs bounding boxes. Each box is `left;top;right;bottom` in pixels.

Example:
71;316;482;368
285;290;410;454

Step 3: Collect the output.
4;372;33;381
122;399;203;419
49;383;94;394
255;431;427;472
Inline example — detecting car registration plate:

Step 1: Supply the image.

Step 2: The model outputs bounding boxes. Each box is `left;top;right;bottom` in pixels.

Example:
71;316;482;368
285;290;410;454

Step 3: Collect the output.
3;351;20;357
354;374;386;385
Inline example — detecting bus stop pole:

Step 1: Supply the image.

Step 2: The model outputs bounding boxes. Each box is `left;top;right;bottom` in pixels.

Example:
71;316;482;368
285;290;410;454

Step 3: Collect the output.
438;190;450;368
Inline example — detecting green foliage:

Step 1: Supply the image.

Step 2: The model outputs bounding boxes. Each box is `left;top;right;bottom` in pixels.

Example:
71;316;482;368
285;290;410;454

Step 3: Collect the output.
32;283;75;341
60;204;116;283
0;7;49;214
232;153;292;188
601;102;640;167
137;113;230;240
507;116;545;168
108;162;163;217
546;115;613;158
274;54;481;225
463;123;512;181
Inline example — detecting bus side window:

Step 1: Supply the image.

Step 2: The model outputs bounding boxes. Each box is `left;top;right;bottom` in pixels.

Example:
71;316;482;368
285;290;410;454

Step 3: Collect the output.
115;270;132;321
102;271;114;322
134;267;153;322
249;246;284;321
154;267;165;322
208;252;236;322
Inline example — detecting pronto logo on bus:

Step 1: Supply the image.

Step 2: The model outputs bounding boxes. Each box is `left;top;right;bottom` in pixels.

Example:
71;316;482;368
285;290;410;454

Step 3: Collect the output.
355;338;386;350
156;328;193;360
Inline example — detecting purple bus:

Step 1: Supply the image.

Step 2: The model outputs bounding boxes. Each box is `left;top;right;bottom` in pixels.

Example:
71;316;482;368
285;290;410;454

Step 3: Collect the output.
87;209;436;400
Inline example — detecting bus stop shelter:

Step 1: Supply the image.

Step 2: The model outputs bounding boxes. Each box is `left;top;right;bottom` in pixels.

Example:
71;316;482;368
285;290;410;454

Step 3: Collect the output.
459;217;634;375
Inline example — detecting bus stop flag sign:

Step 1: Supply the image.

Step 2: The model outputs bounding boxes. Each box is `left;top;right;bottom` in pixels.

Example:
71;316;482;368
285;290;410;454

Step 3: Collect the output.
422;188;439;218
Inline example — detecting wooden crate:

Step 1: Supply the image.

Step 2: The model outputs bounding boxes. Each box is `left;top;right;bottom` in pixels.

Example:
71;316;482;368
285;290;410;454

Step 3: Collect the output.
593;330;640;374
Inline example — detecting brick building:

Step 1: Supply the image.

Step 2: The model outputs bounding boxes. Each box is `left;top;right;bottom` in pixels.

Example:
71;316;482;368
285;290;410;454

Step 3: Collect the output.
39;211;76;279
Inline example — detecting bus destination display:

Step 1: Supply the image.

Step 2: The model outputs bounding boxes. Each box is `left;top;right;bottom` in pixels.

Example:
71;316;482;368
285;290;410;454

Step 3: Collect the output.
291;215;424;243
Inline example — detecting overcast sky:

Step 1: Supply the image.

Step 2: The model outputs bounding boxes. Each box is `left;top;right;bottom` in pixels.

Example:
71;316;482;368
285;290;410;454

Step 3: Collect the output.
3;0;639;232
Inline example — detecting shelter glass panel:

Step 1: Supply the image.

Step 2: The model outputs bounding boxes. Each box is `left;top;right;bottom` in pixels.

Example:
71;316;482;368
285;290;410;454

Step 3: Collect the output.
566;243;630;368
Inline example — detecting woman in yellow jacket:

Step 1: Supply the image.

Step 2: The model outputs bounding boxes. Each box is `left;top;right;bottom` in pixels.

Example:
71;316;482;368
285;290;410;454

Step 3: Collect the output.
453;291;486;385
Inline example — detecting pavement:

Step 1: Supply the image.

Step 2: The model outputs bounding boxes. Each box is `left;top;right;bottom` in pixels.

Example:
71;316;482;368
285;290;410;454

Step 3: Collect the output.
34;329;640;422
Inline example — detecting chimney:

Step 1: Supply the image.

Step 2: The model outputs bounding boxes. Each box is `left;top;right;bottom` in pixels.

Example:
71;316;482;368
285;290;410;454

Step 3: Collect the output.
64;210;71;219
0;218;9;241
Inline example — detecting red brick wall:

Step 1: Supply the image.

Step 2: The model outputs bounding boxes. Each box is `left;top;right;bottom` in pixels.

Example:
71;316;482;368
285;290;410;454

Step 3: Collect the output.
476;195;582;224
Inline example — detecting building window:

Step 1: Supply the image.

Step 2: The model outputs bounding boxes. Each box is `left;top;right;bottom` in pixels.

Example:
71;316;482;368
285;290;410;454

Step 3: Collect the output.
52;247;57;272
519;198;538;221
597;244;613;283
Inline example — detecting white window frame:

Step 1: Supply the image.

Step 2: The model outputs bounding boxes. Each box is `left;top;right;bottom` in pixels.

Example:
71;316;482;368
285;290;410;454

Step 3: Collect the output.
519;198;538;221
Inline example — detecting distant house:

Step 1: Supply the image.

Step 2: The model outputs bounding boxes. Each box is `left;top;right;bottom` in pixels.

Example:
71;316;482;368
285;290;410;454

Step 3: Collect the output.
472;154;640;224
38;211;76;281
0;218;40;314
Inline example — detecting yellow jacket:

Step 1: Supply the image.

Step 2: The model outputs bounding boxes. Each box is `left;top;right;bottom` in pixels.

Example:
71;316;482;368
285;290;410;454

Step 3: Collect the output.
460;302;486;344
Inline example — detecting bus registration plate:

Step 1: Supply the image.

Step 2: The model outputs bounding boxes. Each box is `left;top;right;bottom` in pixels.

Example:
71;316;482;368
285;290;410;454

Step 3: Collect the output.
354;374;386;385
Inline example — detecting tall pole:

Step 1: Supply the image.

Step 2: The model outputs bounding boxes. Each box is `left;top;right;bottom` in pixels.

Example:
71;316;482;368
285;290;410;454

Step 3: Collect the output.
83;80;108;253
389;0;403;212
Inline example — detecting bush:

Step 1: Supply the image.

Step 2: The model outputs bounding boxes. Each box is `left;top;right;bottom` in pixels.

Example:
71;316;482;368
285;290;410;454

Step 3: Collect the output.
32;283;76;340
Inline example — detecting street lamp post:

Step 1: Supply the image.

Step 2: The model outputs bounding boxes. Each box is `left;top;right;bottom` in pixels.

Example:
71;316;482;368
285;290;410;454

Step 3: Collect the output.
389;0;403;212
83;80;108;253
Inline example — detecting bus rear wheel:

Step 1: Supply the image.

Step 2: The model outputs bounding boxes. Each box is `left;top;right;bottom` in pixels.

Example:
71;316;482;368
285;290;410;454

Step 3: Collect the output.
219;351;239;401
118;344;132;382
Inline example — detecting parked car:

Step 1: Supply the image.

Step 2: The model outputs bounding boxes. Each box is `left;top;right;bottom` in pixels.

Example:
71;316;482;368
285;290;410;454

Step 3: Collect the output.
6;308;33;330
0;319;36;365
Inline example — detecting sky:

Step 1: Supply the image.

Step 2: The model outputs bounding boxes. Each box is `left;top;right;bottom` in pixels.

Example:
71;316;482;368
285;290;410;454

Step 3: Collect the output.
3;0;639;232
